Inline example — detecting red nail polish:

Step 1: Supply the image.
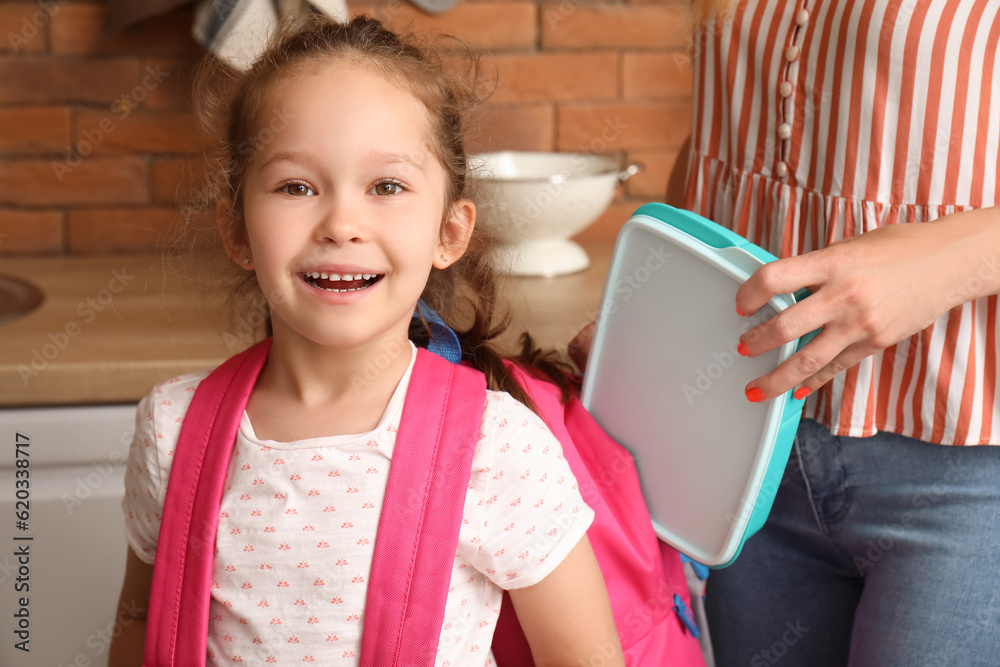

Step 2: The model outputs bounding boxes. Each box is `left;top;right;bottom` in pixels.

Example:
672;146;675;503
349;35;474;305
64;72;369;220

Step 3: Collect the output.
794;387;811;400
745;387;765;402
736;304;746;316
737;341;750;357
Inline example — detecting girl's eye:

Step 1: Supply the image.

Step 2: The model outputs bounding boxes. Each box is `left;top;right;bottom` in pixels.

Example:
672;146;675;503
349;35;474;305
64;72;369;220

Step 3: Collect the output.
371;180;403;196
279;182;315;197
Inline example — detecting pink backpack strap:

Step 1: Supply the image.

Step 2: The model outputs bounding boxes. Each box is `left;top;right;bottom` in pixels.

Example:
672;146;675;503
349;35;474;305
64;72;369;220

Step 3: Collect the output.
144;338;273;666
360;348;486;666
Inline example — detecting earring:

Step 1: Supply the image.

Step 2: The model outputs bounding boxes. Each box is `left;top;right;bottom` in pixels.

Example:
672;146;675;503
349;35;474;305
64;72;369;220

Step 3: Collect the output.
440;255;447;262
243;258;250;265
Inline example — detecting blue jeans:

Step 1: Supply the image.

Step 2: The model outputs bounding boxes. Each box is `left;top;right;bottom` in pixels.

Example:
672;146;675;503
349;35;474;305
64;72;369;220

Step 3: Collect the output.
705;419;1000;667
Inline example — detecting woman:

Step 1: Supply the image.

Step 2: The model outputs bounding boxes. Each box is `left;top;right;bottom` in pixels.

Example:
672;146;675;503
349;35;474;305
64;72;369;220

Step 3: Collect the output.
581;1;1000;665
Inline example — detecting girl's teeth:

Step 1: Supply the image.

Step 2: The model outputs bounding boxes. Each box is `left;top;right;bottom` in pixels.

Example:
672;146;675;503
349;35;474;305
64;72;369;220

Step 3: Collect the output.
306;272;369;281
303;271;381;292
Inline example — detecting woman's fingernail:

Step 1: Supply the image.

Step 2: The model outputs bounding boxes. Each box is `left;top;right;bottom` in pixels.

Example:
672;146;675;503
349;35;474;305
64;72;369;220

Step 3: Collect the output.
736;305;746;316
794;387;811;400
745;387;765;402
737;341;750;357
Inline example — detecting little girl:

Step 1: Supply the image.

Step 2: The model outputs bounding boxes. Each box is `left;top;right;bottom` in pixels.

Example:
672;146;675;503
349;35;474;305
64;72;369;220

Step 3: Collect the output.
109;15;622;666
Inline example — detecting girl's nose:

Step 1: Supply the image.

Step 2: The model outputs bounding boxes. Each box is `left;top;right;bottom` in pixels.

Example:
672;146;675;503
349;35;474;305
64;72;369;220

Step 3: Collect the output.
316;197;365;245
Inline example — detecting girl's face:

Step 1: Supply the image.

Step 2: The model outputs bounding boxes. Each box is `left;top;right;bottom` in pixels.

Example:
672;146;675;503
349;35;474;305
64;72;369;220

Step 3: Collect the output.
234;60;474;353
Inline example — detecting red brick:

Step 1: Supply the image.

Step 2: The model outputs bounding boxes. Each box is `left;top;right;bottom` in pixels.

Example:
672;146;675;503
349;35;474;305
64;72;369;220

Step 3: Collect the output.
488;52;618;103
625;148;681;199
350;2;536;51
0;157;148;206
557;102;691;152
623;52;694;99
142;58;198;111
542;5;689;50
572;200;638;243
0;209;63;254
74;109;209;154
0;57;142;104
0;107;71;153
466;103;555;153
152;157;212;204
51;5;202;57
108;62;178;111
68;207;180;254
0;4;48;54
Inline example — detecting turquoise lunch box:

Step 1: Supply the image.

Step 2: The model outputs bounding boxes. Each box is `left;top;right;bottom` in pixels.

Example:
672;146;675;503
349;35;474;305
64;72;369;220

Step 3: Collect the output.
580;203;814;567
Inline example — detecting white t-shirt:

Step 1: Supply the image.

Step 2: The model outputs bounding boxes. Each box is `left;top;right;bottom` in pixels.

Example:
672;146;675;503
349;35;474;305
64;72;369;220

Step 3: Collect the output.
123;343;594;665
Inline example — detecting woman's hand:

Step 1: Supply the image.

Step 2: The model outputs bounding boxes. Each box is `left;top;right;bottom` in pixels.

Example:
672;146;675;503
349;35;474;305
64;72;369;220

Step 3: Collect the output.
736;206;1000;401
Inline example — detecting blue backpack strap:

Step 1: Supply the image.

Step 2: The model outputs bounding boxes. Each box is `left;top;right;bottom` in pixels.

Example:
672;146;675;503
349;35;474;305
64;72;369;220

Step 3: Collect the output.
411;299;463;363
359;348;487;666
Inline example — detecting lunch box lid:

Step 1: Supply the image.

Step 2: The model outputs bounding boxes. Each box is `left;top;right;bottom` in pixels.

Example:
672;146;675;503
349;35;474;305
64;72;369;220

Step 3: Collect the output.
580;203;813;567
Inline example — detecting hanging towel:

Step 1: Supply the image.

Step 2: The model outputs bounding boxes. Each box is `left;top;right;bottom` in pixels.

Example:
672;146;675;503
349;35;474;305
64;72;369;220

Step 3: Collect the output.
102;0;458;44
192;0;349;70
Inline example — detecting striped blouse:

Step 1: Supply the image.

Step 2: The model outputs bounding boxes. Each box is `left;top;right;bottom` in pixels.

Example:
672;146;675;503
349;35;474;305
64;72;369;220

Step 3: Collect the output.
684;0;1000;444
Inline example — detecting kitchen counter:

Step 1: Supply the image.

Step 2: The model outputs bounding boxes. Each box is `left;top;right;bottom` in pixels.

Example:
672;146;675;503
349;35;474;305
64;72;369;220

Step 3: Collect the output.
0;244;612;406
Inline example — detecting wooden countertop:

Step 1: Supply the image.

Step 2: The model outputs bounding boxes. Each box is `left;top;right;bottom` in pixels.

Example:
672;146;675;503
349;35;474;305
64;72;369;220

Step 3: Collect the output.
0;244;611;406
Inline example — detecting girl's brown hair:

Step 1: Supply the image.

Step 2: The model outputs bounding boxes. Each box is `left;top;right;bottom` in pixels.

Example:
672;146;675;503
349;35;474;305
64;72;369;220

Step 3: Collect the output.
192;14;577;409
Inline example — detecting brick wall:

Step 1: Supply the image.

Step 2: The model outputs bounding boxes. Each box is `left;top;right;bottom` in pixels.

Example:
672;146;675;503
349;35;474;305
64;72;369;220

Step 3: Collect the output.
0;0;694;256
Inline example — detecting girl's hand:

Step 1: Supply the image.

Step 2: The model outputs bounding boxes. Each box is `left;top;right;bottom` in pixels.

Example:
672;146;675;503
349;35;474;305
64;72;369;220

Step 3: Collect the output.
736;207;1000;401
507;535;624;667
108;547;153;666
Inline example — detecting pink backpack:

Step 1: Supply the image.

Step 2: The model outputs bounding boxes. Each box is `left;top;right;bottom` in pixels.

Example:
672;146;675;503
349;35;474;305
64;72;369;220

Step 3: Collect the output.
144;338;705;666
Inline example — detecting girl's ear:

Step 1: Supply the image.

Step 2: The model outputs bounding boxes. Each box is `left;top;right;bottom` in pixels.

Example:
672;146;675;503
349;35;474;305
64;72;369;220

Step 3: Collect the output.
434;198;476;269
216;198;254;271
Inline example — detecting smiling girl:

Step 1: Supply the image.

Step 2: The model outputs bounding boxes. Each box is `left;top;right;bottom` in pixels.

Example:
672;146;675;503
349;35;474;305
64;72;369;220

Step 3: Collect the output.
108;16;622;666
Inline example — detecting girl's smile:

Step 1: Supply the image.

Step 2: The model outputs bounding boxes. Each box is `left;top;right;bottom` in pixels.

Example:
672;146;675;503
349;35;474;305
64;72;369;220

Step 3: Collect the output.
300;269;383;292
298;266;385;306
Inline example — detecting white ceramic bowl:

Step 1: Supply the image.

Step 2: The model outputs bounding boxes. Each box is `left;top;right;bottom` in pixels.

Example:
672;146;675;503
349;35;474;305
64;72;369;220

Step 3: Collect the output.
470;151;641;277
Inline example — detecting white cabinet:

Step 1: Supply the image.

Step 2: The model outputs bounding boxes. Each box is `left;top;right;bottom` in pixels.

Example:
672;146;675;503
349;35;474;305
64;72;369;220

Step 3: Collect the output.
0;404;136;667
